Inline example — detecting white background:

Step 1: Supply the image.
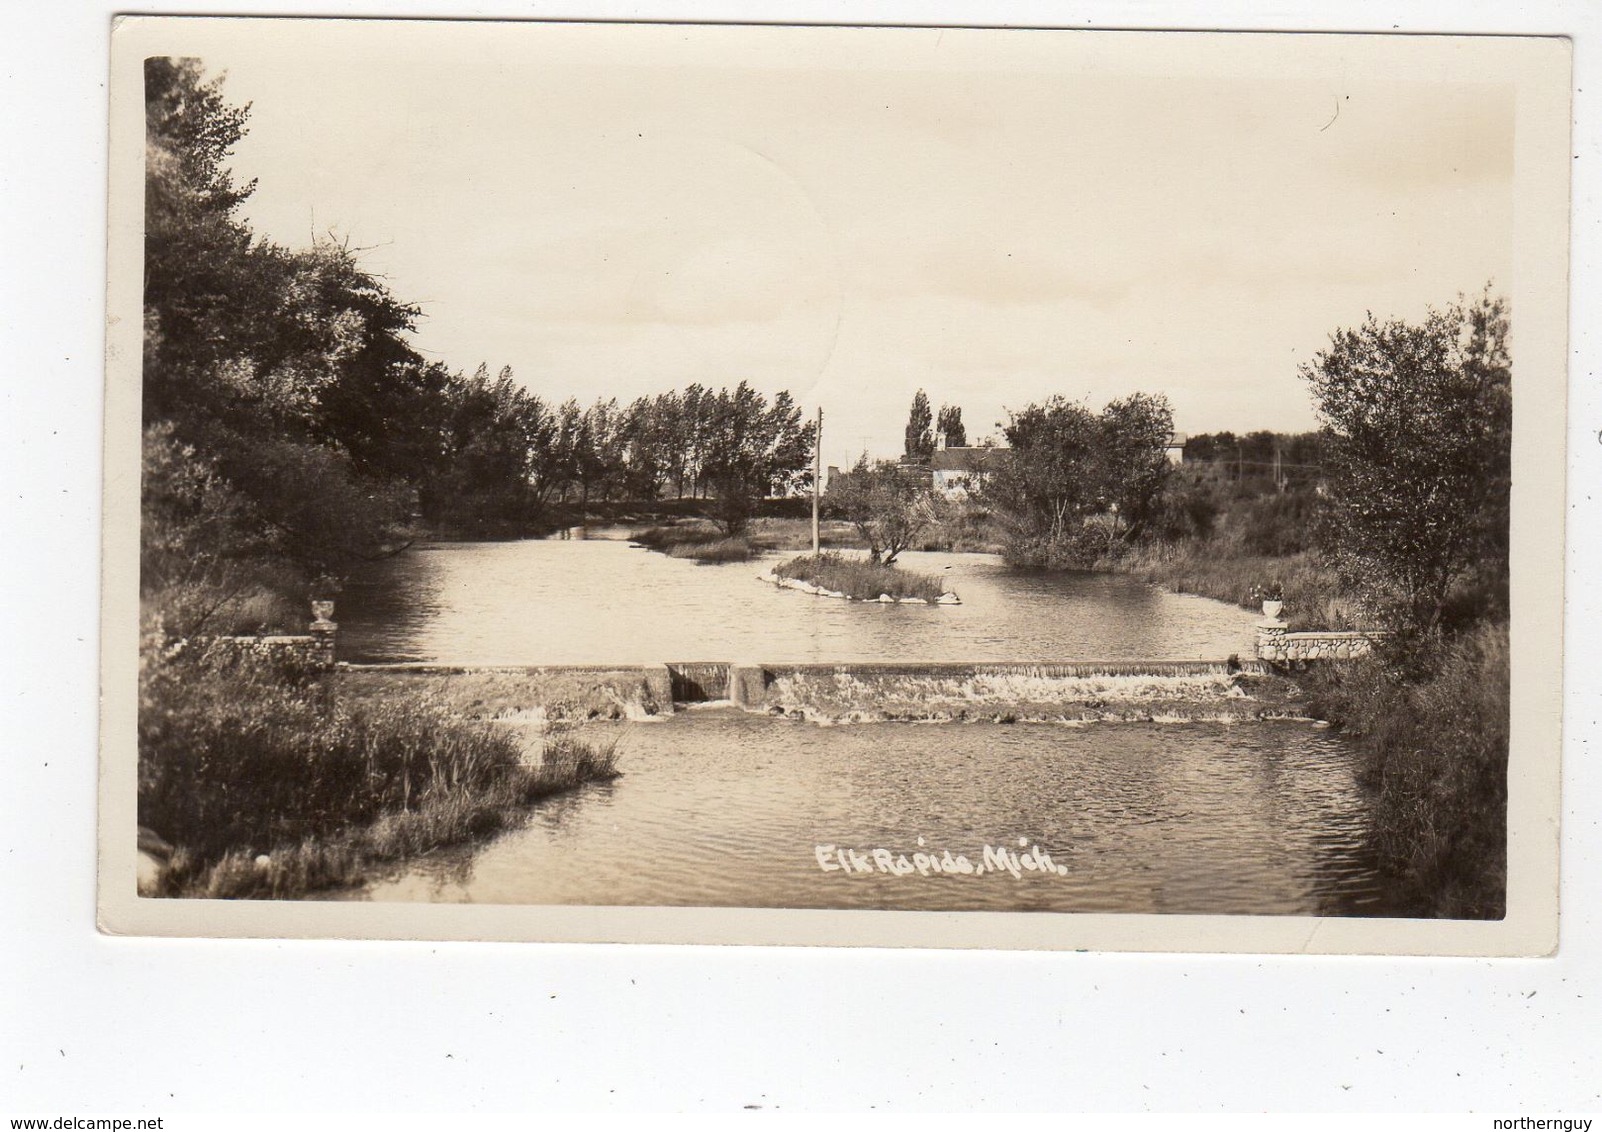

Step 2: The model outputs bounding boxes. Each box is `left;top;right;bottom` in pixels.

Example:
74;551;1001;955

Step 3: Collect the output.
3;0;1599;1114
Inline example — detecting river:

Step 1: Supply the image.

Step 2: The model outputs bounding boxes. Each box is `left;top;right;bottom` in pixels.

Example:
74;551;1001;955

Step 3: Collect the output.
340;536;1411;916
337;536;1260;664
358;712;1408;916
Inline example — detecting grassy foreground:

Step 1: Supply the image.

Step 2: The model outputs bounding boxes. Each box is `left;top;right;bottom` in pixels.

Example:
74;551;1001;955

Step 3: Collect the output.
773;552;948;602
138;634;620;898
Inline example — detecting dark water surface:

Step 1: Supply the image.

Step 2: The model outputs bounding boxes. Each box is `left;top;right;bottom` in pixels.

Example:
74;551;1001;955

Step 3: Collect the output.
358;713;1412;916
338;536;1259;664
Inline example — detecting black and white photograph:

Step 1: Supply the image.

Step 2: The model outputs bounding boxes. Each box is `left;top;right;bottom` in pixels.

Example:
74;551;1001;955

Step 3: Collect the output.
99;17;1570;951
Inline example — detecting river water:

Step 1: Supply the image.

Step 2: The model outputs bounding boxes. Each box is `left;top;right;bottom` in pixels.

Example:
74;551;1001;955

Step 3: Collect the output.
359;712;1408;916
342;537;1408;916
337;536;1260;664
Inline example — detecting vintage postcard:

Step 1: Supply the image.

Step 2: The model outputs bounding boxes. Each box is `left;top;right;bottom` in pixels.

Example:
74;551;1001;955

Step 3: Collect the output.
100;17;1571;953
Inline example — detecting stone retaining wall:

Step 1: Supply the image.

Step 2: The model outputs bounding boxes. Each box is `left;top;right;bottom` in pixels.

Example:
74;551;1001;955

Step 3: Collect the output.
1255;622;1385;663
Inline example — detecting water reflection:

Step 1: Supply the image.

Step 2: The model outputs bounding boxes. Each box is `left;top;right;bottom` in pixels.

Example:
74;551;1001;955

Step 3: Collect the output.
338;537;1259;664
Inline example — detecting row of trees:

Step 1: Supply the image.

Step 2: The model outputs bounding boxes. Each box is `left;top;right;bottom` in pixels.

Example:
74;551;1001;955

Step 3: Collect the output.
141;58;815;633
419;371;816;530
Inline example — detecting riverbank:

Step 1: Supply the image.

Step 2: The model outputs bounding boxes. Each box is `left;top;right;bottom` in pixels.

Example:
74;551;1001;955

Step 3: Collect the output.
1297;621;1509;919
1100;542;1357;630
137;641;621;899
629;517;866;563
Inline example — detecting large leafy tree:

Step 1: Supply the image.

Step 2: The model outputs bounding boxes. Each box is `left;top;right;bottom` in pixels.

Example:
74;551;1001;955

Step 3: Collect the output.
140;58;517;612
983;393;1173;567
1096;392;1175;540
1301;290;1511;633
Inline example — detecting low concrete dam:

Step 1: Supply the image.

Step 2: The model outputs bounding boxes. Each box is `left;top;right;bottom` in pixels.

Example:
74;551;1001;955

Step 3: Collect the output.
335;657;1308;725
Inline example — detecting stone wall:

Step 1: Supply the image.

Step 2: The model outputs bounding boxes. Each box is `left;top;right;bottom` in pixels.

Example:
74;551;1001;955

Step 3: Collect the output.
207;602;338;671
1255;621;1385;663
212;632;335;670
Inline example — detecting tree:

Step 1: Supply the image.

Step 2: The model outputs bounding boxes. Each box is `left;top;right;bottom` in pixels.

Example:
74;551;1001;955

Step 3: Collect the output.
1301;290;1511;634
904;390;935;464
982;393;1173;566
826;456;942;565
936;404;967;449
1096;392;1174;541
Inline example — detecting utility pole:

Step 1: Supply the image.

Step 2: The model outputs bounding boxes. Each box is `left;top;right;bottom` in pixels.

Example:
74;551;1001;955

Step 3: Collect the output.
812;406;823;555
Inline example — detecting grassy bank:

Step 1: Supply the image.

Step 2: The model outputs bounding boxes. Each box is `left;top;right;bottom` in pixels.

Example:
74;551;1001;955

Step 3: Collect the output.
1103;542;1361;630
1298;621;1509;919
630;522;756;563
773;552;948;602
630;517;865;563
138;636;620;898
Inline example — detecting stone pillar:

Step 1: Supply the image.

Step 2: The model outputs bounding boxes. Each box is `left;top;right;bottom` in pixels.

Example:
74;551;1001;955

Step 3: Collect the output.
1255;617;1288;663
309;600;338;670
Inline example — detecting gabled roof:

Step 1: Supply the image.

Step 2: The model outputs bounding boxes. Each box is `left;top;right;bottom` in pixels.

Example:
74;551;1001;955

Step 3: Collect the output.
929;446;998;473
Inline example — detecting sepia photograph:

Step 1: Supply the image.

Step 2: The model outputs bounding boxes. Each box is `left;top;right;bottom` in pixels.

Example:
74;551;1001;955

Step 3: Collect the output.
99;17;1570;951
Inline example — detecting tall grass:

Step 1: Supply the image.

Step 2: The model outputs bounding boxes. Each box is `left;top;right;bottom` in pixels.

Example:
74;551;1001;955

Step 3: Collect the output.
139;627;620;898
1299;621;1509;918
774;552;947;602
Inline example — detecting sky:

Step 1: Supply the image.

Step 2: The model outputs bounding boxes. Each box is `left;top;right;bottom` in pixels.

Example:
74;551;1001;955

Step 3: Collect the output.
195;22;1515;469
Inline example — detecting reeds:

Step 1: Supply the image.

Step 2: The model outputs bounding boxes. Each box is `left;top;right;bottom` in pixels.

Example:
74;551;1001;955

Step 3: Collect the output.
139;639;621;898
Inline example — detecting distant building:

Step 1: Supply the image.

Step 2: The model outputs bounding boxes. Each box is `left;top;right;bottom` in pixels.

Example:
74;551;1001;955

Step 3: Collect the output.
1167;431;1187;465
928;446;998;499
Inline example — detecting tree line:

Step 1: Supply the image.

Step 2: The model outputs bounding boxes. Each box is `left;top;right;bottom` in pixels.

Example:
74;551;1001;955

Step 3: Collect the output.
141;59;814;632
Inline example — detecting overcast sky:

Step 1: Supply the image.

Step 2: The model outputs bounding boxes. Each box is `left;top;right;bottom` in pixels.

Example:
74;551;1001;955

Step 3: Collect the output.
196;22;1514;468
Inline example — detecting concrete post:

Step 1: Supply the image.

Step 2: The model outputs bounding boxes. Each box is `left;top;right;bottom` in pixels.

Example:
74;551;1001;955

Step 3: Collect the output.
309;600;338;670
727;663;768;710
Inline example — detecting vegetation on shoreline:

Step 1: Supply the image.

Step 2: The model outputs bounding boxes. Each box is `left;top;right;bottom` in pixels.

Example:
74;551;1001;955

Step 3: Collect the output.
773;552;947;603
139;640;620;898
1299;622;1509;918
630;516;868;563
630;523;758;563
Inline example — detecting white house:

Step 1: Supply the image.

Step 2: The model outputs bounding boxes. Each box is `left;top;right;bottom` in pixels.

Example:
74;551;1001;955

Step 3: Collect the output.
929;446;998;499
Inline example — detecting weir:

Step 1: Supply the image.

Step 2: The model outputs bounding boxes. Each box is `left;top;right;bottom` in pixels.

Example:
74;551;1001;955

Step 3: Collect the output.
209;603;1365;722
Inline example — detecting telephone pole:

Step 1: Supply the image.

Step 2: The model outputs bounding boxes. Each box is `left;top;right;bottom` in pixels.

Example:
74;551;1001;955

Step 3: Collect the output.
812;406;823;555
